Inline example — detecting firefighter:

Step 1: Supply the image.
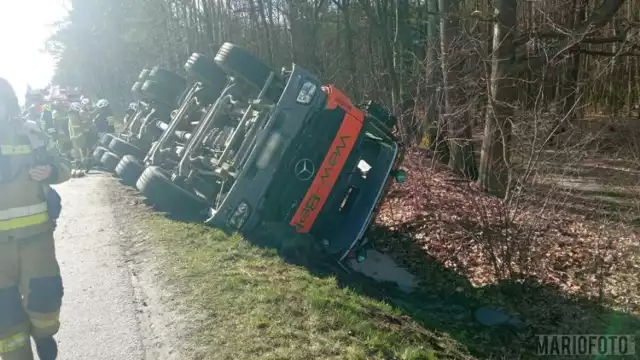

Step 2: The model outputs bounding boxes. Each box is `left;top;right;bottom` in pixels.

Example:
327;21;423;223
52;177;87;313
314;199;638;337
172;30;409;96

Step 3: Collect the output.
51;108;72;162
79;97;93;113
39;104;55;136
67;103;92;175
93;99;115;135
0;78;70;359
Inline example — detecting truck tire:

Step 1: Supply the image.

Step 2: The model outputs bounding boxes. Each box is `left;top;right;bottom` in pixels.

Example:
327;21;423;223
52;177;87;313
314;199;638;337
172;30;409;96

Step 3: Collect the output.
149;66;187;90
214;42;284;102
99;133;116;147
116;155;145;187
93;146;108;163
108;137;144;158
132;81;144;100
100;151;121;173
136;166;208;215
141;80;181;108
185;53;227;95
138;68;151;81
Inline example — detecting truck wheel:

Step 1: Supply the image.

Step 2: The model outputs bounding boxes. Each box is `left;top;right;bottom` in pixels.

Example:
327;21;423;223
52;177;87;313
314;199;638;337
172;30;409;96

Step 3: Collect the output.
136;166;208;215
149;66;187;90
132;81;144;100
138;68;151;81
116;155;145;187
108;137;144;158
214;42;284;102
93;146;108;163
185;53;227;96
100;151;121;173
99;133;116;147
141;80;181;108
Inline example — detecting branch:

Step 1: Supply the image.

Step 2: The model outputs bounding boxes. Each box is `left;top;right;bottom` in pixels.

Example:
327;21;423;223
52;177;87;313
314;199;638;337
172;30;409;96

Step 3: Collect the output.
509;0;627;74
581;35;627;44
576;49;640;56
469;10;495;22
514;32;627;46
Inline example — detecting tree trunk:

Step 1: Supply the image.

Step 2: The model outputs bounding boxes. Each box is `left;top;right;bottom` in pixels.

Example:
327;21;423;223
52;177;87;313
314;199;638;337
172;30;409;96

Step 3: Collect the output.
395;0;414;134
425;0;448;162
559;0;586;124
479;0;517;197
256;0;275;66
440;0;477;179
337;0;359;99
359;0;401;115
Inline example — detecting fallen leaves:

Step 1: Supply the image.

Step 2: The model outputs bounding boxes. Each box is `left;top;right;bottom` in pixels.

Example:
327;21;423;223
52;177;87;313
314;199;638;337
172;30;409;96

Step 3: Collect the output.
375;148;640;314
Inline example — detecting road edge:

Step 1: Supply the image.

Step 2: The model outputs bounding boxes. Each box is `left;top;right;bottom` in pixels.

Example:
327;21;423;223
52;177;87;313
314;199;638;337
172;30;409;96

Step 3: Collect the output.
102;176;190;360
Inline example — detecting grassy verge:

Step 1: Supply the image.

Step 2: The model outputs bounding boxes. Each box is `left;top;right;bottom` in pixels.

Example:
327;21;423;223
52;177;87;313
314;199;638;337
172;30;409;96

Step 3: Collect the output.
141;215;472;360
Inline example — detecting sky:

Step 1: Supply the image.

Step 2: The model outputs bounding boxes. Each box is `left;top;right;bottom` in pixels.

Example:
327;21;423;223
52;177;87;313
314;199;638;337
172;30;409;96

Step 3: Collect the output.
0;0;69;104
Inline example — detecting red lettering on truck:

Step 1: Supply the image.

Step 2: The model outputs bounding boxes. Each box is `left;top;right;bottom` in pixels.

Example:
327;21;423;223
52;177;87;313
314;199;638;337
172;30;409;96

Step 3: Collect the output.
290;108;363;233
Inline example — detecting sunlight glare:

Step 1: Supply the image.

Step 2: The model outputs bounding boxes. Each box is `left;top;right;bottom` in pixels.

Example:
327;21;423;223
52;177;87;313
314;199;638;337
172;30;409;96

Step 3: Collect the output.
0;0;68;103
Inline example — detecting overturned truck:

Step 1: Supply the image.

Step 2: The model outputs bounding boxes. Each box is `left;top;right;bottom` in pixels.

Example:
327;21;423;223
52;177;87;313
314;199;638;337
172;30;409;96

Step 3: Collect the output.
94;66;188;172
116;43;407;263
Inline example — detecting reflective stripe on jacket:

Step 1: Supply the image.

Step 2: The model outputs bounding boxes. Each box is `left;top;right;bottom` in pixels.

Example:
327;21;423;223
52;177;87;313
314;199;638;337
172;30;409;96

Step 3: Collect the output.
0;144;31;155
0;203;49;231
0;203;48;220
0;120;65;241
0;332;28;354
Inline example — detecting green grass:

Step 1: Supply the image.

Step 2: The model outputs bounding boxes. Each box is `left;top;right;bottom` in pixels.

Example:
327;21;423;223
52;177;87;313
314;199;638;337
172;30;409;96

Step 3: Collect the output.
141;215;472;360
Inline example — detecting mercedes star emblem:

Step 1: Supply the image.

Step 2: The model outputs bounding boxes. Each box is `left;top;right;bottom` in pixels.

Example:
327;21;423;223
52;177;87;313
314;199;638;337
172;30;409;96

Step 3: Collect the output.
294;158;315;181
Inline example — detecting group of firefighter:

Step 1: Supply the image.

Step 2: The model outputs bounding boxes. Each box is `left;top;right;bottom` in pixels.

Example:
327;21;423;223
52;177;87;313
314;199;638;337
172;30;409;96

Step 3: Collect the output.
23;87;116;177
0;79;117;360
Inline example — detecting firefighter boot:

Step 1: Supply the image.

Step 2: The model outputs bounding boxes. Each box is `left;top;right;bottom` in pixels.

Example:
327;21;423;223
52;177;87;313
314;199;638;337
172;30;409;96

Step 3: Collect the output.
84;156;93;173
34;336;57;360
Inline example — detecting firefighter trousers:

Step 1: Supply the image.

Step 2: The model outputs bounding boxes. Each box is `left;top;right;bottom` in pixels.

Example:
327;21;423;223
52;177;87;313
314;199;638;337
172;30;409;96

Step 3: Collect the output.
71;134;89;169
0;232;63;360
71;146;87;168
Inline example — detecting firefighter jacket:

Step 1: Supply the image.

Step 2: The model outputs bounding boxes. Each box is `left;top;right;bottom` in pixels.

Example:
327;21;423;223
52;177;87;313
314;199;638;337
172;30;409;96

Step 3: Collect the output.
0;118;71;242
68;112;92;148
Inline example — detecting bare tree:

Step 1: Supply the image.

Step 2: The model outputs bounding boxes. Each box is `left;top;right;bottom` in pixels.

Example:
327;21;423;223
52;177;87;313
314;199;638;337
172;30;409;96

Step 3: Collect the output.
440;0;477;179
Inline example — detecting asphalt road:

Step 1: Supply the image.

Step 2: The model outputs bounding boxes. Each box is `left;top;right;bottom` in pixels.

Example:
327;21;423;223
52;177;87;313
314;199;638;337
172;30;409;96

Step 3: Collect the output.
50;174;145;359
